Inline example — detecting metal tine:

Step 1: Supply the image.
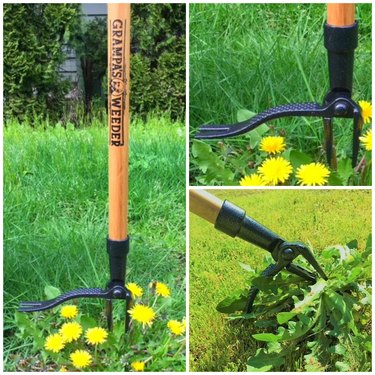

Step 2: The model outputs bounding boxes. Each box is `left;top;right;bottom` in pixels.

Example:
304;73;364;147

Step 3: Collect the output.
286;263;316;283
298;246;328;280
245;263;284;313
106;300;113;332
323;117;334;167
352;111;363;167
125;294;133;333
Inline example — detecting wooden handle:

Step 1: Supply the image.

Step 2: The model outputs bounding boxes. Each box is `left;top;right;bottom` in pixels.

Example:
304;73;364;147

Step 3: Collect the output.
108;3;131;240
327;4;355;26
189;190;223;224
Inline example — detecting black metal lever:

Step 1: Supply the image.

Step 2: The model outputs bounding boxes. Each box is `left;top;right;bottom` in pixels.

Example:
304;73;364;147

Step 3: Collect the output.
197;97;362;167
19;238;133;333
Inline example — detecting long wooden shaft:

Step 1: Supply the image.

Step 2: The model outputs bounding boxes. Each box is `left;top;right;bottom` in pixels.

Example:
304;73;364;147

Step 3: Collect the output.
108;4;131;240
327;4;355;26
189;190;223;224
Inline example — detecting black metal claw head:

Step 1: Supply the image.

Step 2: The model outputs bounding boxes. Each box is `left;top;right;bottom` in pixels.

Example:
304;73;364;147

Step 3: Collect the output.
196;97;363;167
245;241;328;313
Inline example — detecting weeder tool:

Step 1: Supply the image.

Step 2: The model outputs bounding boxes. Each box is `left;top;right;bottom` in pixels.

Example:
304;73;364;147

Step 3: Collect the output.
190;190;328;313
19;4;133;332
196;4;363;167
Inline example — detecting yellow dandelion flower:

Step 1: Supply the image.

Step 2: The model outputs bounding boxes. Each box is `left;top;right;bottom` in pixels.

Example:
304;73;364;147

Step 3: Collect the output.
359;129;372;151
131;361;145;372
70;350;92;369
44;333;65;353
128;304;156;327
167;320;186;336
239;174;267;186
85;327;108;345
260;136;286;154
59;366;68;372
60;305;78;319
126;282;143;298
258;157;292;185
296;163;330;186
155;282;171;297
59;322;82;343
359;100;372;124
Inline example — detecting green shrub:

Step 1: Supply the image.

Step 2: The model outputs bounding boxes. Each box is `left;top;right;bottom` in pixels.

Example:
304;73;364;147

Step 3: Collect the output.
3;4;186;123
131;4;186;120
3;4;80;122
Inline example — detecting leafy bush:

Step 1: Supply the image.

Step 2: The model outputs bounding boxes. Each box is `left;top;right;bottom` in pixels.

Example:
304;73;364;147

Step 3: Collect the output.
70;17;107;117
131;4;186;120
217;235;372;372
3;4;186;123
3;4;80;121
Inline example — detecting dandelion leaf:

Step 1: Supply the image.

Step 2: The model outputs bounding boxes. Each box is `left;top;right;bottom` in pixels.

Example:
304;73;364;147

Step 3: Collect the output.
216;289;247;313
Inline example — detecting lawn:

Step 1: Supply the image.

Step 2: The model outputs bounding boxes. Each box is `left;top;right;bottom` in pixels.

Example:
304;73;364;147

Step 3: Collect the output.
3;116;186;371
189;4;372;185
189;189;372;371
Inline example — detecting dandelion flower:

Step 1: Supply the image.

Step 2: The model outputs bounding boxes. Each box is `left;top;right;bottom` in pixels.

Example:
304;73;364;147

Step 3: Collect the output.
359;129;372;151
131;361;145;372
126;282;143;298
167;320;186;336
59;322;83;343
239;174;267;186
85;327;108;345
258;157;292;185
359;100;372;124
260;136;286;154
59;367;68;372
70;350;92;369
296;163;330;186
155;282;171;297
44;333;65;353
60;305;78;319
128;304;156;327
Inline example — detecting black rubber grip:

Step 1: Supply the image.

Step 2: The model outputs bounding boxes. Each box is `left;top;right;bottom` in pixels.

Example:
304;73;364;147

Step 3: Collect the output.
215;200;283;252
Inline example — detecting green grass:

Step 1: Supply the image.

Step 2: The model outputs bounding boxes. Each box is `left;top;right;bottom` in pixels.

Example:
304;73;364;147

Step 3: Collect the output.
189;190;371;371
3;115;186;371
189;4;372;163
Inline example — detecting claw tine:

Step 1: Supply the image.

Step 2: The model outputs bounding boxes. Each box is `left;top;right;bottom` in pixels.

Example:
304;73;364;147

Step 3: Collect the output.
352;111;363;167
323;117;333;168
245;286;259;314
125;294;133;333
106;300;113;332
298;247;328;281
286;263;316;283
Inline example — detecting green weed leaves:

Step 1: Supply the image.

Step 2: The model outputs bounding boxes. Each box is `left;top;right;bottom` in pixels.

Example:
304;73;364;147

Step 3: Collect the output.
217;235;372;372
